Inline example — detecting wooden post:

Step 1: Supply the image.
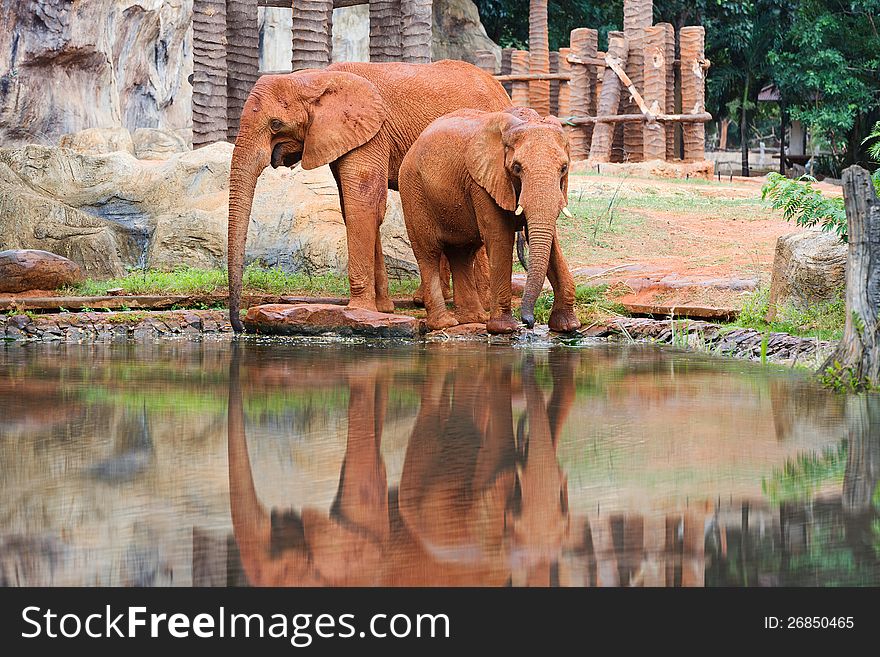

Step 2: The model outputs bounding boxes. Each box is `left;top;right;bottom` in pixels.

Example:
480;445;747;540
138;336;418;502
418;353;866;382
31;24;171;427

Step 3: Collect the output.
588;32;627;162
226;0;260;141
549;51;559;116
642;26;666;160
291;0;334;70
474;50;497;74
510;50;530;107
556;47;572;121
679;26;706;162
569;28;598;160
500;48;514;97
821;166;880;388
370;0;402;62
528;0;551;116
621;0;652;162
192;0;228;147
661;23;676;160
401;0;432;63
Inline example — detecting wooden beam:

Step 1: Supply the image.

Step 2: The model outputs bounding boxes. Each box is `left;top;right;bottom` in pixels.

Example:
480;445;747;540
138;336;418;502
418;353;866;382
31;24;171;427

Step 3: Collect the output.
258;0;367;7
494;72;571;82
567;112;712;125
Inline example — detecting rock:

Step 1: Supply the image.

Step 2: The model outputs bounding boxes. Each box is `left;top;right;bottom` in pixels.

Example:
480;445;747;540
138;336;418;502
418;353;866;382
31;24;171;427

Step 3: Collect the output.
0;0;192;148
432;0;501;65
0;249;84;292
59;128;135;155
766;229;846;321
132;128;189;160
427;322;489;340
244;303;420;338
0;142;417;279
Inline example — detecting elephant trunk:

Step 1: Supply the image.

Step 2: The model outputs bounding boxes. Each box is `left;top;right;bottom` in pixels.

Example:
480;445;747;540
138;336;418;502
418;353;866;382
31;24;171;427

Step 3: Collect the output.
228;139;270;333
519;176;565;327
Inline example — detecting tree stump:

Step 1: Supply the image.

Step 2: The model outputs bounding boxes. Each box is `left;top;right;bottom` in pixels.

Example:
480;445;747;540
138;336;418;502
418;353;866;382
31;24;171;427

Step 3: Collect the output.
528;0;551;117
588;32;627;162
821;166;880;388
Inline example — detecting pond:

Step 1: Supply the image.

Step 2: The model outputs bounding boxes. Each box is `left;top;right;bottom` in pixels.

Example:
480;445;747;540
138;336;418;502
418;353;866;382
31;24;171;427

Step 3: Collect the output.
1;339;878;587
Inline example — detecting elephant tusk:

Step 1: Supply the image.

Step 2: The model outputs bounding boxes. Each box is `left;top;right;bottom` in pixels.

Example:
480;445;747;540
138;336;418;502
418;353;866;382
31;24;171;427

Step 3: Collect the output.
561;206;573;218
515;205;524;216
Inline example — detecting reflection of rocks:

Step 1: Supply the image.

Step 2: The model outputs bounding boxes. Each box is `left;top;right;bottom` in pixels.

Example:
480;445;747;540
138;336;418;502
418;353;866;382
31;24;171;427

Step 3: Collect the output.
0;249;83;292
0;142;416;278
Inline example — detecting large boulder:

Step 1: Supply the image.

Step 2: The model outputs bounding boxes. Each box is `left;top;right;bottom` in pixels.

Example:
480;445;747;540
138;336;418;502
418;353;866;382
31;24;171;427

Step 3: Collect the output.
59;128;136;156
0;249;84;293
432;0;501;65
132;128;190;160
766;229;846;320
0;142;417;280
0;0;192;148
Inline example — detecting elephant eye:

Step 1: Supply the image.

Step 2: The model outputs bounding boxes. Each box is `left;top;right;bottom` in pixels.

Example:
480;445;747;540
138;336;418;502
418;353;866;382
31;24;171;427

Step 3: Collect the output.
512;162;522;175
269;119;283;132
560;163;568;175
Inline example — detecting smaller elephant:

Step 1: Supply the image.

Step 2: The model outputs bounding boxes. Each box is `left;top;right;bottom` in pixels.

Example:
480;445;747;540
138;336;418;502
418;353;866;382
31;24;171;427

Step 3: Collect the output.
399;107;581;333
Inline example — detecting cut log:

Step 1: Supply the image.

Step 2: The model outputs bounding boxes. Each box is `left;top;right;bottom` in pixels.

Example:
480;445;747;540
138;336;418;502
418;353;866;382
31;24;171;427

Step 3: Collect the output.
821;166;880;388
528;0;551;116
588;32;627;162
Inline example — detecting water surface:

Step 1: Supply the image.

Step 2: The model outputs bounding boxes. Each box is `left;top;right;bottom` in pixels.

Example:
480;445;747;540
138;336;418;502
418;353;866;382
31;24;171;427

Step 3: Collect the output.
1;339;877;586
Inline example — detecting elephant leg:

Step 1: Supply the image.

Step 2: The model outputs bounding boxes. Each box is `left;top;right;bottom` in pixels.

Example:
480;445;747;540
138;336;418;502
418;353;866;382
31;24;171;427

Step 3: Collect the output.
373;232;395;313
482;220;517;335
415;254;452;307
418;247;457;330
546;231;580;332
448;246;489;325
338;162;388;311
474;245;491;312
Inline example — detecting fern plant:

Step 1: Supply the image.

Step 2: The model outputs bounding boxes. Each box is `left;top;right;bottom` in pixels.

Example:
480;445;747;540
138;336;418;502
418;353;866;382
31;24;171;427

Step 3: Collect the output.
761;173;848;241
864;121;880;162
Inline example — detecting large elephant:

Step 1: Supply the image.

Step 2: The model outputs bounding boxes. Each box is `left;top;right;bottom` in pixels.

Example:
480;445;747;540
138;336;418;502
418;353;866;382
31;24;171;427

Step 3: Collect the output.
398;107;581;333
227;61;511;332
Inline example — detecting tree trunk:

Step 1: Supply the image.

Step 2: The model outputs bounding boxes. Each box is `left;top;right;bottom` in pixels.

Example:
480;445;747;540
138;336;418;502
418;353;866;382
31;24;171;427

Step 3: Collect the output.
226;0;260;141
679;25;707;163
370;0;402;62
192;0;228;147
528;0;550;116
779;101;787;174
740;76;750;177
291;0;334;70
821;166;880;388
842;394;880;515
401;0;432;63
569;28;598;160
588;32;627;162
718;118;730;151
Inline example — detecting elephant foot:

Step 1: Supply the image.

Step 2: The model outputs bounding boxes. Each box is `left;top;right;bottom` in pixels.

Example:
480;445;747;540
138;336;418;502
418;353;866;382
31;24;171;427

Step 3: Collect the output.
375;297;396;314
549;307;581;333
346;297;378;313
455;309;489;325
427;312;459;331
412;292;425;308
487;314;519;334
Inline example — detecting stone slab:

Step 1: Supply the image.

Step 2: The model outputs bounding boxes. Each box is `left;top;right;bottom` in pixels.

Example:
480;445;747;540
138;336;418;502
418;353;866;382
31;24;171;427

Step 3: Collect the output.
244;303;421;338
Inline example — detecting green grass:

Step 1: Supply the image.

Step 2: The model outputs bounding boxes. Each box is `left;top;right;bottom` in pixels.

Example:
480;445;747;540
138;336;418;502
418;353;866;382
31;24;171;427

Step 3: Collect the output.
63;265;421;299
730;286;846;342
530;283;627;326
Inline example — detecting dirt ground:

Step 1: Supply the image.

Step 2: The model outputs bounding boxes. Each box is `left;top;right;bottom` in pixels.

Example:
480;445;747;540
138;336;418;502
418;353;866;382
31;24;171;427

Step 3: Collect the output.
556;172;842;311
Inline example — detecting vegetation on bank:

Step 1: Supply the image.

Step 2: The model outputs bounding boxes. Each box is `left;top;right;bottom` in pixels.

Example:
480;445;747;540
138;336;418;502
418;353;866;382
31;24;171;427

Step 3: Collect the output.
732;285;845;342
64;265;422;299
530;283;628;327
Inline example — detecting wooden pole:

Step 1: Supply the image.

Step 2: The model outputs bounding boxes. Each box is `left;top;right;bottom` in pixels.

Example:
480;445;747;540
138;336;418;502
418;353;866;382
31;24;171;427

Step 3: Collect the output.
474;50;497;74
370;0;402;62
660;23;676;160
569;28;598;160
588;32;627;162
500;48;514;97
621;0;652;162
679;26;707;162
192;0;228;147
643;26;667;160
549;51;560;116
291;0;334;70
529;0;551;116
557;48;573;143
226;0;260;141
401;0;432;63
821;166;880;388
510;50;530;107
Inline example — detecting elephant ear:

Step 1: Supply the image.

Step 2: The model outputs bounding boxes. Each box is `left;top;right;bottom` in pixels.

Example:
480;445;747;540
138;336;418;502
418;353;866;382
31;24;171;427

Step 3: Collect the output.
300;71;387;170
465;112;520;212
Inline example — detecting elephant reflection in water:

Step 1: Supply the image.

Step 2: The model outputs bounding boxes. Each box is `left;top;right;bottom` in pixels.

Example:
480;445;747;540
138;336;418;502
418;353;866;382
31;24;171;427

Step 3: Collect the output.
226;348;575;586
